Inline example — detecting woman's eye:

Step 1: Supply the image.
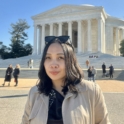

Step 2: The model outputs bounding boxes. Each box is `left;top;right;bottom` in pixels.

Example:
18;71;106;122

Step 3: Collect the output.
45;56;51;59
58;56;64;60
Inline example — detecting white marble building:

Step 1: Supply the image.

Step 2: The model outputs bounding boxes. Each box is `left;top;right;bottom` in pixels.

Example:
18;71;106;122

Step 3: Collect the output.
32;4;124;56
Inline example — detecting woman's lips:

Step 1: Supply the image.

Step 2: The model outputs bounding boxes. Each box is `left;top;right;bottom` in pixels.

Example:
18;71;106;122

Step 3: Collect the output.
49;71;59;75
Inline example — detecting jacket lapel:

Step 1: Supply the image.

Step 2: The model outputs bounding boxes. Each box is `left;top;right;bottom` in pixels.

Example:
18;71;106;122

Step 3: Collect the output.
40;93;49;111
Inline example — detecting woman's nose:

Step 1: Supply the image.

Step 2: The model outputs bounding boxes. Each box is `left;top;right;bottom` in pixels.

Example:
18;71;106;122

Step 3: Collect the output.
50;64;59;68
50;61;59;68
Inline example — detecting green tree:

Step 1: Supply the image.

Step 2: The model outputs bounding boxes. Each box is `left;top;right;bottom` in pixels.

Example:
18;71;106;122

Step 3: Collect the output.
0;42;10;59
0;19;32;59
9;19;32;58
10;19;30;43
119;39;124;56
0;41;3;49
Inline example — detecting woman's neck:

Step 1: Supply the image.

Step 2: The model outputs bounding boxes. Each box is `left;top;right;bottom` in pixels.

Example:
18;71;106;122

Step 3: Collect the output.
52;80;64;96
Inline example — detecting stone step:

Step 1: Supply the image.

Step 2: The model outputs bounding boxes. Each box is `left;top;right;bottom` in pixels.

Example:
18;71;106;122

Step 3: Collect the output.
0;52;124;69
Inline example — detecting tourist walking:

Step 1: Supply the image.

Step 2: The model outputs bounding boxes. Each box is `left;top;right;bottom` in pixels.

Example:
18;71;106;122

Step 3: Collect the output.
87;66;92;81
109;64;114;78
21;36;110;124
30;58;34;68
85;59;90;68
13;64;20;86
92;66;97;82
27;60;30;68
102;62;106;77
2;64;13;86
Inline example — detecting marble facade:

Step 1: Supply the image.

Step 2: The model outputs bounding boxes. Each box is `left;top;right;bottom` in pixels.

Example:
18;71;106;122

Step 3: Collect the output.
32;4;124;56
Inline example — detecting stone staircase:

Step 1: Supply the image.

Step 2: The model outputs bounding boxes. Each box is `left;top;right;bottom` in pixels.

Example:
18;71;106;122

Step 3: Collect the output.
77;52;124;69
0;52;124;69
0;55;42;68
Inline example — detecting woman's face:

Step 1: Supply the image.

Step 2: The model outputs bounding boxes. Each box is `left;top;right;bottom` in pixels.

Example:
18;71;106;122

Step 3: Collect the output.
44;43;66;83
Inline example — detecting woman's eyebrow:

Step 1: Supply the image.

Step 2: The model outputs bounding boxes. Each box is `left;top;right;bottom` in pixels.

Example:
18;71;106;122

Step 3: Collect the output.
46;53;64;55
57;53;64;55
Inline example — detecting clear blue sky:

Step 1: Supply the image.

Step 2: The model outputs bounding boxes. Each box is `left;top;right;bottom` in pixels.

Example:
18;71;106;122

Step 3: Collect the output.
0;0;124;47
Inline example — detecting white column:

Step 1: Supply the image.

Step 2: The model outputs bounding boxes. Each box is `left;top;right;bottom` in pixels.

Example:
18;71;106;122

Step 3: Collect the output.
98;18;102;52
116;28;119;56
50;23;53;35
87;19;92;52
38;26;41;54
113;27;116;56
68;21;72;40
41;24;45;53
120;29;123;41
103;21;105;53
58;22;62;36
53;24;57;36
33;25;38;55
77;20;82;53
110;27;114;55
82;21;84;53
122;29;124;39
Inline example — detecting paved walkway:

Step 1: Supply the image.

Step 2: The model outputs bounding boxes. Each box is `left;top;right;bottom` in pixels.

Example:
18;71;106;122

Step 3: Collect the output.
0;78;124;92
0;78;124;124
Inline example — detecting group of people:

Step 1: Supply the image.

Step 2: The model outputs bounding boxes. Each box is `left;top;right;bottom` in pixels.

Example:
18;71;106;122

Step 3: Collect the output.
2;64;20;87
86;59;114;81
89;55;98;58
102;62;114;78
86;60;97;82
87;66;97;82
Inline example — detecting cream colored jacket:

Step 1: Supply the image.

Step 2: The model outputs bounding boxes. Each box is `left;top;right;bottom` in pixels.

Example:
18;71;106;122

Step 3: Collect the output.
21;80;111;124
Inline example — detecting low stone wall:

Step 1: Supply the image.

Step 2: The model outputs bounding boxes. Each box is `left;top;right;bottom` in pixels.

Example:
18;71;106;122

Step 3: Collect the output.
0;69;124;81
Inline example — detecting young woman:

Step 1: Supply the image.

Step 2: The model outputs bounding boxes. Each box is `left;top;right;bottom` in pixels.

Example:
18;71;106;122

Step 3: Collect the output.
13;64;20;86
21;36;111;124
2;64;13;86
87;66;92;81
109;64;114;78
102;62;106;77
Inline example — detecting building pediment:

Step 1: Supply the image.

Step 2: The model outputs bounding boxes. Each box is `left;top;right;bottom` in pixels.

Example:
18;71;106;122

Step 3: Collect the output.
32;4;103;20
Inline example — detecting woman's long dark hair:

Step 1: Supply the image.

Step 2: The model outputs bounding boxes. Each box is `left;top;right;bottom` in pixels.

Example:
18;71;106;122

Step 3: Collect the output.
37;40;84;96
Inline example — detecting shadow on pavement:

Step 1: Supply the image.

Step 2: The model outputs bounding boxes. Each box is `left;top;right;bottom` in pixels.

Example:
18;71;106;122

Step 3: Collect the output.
0;94;28;98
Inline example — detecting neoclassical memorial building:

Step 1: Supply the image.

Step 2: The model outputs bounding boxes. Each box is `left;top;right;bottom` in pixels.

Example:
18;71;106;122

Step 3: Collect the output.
32;4;124;56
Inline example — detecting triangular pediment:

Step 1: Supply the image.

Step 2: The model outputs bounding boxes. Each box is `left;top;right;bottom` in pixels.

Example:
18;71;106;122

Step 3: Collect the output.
32;4;102;20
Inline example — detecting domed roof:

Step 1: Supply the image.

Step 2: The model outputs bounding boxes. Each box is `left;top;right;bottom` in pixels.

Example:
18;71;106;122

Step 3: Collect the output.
81;4;95;7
